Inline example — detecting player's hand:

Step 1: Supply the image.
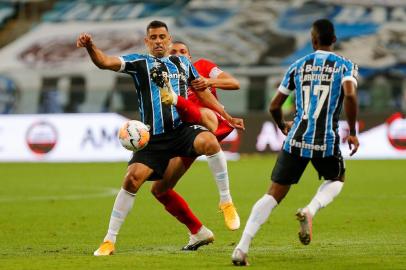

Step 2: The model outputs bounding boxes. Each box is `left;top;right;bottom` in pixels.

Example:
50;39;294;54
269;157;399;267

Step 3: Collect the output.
230;117;245;130
191;77;208;91
280;121;293;135
347;135;359;156
76;33;93;48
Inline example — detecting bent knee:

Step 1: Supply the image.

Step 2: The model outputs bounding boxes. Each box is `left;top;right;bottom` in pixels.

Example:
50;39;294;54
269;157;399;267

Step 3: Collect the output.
205;136;220;152
194;132;220;155
150;186;160;198
200;109;218;132
123;171;145;193
150;184;165;198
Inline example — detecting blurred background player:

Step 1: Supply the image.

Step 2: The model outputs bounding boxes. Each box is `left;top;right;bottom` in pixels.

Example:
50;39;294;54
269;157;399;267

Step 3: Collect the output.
231;18;360;266
77;20;234;256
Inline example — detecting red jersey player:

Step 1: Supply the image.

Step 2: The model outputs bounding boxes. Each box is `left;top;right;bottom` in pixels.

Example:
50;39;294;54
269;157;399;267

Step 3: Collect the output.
167;41;244;140
151;41;243;239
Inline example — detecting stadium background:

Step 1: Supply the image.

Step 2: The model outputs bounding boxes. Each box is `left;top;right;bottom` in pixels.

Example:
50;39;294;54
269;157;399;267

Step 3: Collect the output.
0;1;405;269
0;0;405;161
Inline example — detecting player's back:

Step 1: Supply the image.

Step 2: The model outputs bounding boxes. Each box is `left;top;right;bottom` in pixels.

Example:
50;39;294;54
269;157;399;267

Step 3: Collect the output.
281;50;358;158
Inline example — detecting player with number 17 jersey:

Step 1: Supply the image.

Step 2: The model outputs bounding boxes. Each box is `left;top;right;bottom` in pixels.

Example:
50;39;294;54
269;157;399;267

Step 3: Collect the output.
278;50;358;158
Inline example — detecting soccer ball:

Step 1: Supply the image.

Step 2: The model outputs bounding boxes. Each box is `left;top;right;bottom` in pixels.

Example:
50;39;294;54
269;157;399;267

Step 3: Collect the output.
118;120;150;152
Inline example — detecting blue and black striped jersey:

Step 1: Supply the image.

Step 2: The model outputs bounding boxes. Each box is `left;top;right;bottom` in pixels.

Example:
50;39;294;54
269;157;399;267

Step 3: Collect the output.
279;50;358;158
118;54;199;135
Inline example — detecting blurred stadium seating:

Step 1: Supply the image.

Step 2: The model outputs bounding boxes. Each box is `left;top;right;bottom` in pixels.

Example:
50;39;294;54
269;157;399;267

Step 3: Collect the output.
0;0;405;118
41;0;188;22
0;2;16;28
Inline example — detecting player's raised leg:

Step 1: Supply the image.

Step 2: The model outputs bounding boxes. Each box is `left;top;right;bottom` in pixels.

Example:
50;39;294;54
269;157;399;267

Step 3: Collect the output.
303;179;344;218
94;162;152;256
161;88;219;131
297;156;345;245
297;179;344;245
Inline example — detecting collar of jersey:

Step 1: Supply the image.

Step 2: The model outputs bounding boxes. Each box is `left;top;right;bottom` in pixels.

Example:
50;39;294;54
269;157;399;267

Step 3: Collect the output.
315;50;335;55
149;54;168;60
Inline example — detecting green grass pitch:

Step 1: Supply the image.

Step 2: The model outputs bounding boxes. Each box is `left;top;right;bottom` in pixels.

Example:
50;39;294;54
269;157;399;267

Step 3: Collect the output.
1;156;405;269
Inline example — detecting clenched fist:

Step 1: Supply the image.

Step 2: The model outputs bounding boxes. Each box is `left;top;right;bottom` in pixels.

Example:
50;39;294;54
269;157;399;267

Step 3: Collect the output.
76;33;93;48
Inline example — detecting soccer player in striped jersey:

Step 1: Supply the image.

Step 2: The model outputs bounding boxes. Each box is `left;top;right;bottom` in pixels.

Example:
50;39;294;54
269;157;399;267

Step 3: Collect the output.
232;18;360;266
77;20;230;256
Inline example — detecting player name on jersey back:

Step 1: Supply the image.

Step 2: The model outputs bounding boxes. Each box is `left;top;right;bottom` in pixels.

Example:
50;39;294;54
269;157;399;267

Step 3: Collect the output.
280;50;358;158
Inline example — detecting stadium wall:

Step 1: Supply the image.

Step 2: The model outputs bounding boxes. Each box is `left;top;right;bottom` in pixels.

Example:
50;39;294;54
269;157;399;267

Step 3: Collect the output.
1;112;405;162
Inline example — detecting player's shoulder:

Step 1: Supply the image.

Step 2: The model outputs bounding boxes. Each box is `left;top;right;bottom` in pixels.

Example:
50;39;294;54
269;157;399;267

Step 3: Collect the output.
178;55;191;62
194;58;219;77
287;54;310;72
328;51;355;66
121;52;149;62
194;58;217;67
170;55;192;66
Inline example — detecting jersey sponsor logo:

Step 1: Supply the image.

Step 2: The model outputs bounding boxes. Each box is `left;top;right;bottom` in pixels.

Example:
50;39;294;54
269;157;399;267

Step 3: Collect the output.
300;65;341;83
161;71;186;81
289;139;327;151
300;64;342;74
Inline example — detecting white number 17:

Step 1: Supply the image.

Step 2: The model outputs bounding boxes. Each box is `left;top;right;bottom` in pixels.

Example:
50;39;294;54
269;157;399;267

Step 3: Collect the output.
302;85;330;120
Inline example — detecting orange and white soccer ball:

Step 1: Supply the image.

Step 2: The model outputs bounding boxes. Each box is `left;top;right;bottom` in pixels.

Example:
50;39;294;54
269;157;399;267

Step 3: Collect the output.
118;120;150;152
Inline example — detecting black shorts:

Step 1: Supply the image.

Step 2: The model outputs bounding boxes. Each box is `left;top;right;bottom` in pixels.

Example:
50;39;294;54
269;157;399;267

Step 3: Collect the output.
271;150;345;185
128;123;208;180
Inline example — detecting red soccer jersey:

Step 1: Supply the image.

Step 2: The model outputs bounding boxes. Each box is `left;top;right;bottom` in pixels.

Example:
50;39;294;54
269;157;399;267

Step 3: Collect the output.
187;58;223;104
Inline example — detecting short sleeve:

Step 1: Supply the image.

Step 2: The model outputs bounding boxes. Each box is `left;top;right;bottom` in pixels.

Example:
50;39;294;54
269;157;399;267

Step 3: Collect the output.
180;56;200;81
342;60;358;87
209;67;223;79
194;58;222;78
278;64;296;95
118;53;142;73
189;62;200;80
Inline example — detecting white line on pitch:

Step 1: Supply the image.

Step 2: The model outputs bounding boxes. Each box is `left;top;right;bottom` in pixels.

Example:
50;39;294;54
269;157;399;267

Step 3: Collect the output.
0;188;119;203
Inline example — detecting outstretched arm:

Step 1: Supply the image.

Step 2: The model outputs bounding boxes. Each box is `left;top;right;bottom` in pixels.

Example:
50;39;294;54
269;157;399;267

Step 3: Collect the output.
343;80;359;156
76;33;122;71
